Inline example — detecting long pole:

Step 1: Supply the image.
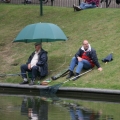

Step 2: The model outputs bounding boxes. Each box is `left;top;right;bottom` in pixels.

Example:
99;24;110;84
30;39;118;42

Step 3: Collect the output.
63;69;92;83
40;0;43;16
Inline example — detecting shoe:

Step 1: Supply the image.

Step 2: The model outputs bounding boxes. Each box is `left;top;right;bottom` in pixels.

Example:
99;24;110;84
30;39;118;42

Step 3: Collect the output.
20;81;29;85
69;103;77;108
66;71;74;79
72;73;79;81
73;4;76;11
75;6;82;11
73;4;82;11
29;80;35;85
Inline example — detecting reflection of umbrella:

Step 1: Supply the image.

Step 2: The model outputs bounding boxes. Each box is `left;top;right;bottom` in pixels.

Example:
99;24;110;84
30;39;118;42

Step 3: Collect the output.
102;53;113;62
13;23;68;43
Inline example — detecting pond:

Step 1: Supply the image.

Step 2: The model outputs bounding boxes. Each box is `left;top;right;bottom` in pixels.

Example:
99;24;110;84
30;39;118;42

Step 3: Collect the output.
0;90;120;120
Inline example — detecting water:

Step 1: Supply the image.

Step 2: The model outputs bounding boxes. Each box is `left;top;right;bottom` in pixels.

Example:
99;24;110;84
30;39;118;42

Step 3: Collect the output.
0;92;120;120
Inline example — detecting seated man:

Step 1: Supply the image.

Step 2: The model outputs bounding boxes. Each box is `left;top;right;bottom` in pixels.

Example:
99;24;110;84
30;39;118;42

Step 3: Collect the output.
20;42;48;85
73;0;99;11
66;40;102;79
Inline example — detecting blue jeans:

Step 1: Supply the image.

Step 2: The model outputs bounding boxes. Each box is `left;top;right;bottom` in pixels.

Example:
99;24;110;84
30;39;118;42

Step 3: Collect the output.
80;2;96;9
69;107;84;120
69;57;92;74
76;108;84;120
21;64;39;80
69;107;76;120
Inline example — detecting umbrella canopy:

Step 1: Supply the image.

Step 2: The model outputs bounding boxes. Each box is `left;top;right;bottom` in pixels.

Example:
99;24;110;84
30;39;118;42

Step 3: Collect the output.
13;23;68;43
102;53;113;62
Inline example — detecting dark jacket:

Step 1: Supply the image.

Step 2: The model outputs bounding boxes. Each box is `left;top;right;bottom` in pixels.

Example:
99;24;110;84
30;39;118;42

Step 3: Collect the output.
26;49;48;77
75;47;101;68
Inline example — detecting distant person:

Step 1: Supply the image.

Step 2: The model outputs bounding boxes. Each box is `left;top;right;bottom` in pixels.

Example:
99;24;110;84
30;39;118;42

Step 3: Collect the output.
6;0;11;3
2;0;11;3
66;40;102;79
73;0;100;11
23;0;31;4
20;42;48;85
27;0;31;4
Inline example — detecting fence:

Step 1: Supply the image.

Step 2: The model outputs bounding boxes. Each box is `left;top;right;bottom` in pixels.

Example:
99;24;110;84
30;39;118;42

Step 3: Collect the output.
1;0;120;8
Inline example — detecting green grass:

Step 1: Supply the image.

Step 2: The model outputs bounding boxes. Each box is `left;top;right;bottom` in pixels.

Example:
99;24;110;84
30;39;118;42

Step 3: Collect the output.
0;4;120;89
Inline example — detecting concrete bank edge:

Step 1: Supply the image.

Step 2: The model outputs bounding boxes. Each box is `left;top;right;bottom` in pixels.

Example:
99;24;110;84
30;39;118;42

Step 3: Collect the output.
0;83;120;94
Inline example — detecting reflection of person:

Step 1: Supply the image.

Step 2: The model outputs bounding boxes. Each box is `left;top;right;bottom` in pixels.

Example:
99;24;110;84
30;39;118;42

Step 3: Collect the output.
73;0;100;11
21;97;28;115
27;97;39;120
76;107;84;120
69;106;76;120
28;108;38;120
69;106;84;120
39;100;48;120
66;40;102;79
20;42;48;85
69;104;101;120
21;96;48;120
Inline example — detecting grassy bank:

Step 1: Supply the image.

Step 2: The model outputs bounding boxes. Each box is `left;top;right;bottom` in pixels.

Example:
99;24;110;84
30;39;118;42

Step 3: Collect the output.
0;4;120;89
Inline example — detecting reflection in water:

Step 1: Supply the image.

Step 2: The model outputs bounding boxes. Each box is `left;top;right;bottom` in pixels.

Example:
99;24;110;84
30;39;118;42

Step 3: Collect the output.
68;104;100;120
21;89;60;120
0;92;116;120
20;92;113;120
21;96;49;120
62;102;114;120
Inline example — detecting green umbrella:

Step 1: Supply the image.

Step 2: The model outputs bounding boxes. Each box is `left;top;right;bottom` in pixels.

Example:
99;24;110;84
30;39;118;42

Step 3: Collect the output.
13;23;68;43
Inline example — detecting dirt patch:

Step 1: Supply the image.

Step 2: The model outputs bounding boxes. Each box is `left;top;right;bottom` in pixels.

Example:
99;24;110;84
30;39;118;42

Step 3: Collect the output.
0;43;14;64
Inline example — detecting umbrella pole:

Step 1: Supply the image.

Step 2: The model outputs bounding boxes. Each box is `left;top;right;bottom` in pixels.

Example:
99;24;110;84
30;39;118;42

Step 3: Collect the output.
40;0;43;16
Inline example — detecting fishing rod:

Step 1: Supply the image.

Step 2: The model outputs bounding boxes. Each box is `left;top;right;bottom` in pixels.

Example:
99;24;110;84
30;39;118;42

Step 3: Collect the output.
46;69;92;94
0;73;27;77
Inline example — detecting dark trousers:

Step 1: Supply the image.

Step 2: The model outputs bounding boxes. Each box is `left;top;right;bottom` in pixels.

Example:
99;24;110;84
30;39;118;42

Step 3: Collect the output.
21;64;39;81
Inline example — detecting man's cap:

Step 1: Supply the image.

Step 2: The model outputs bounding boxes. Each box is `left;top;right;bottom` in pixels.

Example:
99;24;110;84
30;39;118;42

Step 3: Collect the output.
34;42;42;46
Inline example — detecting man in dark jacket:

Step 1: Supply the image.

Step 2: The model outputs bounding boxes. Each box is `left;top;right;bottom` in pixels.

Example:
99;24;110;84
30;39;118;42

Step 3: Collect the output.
20;42;48;85
66;40;102;79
